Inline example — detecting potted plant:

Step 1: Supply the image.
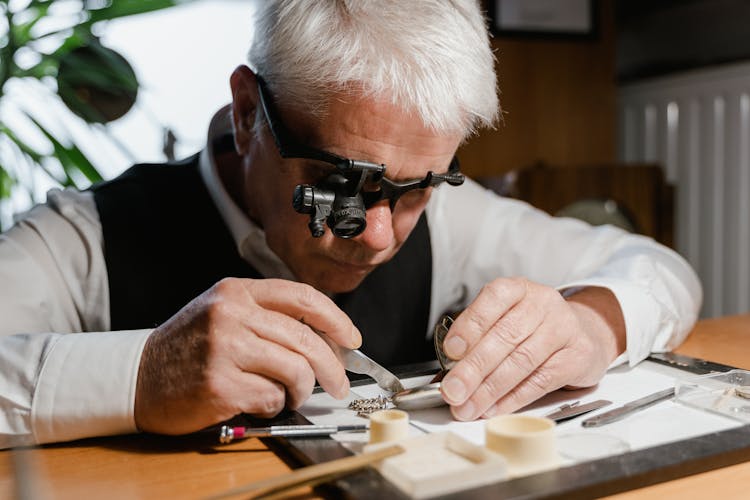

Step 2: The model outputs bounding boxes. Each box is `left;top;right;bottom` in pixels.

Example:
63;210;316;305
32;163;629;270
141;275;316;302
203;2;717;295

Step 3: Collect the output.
0;0;185;229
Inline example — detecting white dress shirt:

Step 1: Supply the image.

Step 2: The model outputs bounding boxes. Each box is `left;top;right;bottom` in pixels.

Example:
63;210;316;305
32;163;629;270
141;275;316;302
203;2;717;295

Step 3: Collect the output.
0;106;702;449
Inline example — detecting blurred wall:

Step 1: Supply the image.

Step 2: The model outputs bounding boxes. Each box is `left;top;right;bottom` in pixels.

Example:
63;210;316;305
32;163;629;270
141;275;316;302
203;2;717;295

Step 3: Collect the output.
459;0;616;178
617;0;750;82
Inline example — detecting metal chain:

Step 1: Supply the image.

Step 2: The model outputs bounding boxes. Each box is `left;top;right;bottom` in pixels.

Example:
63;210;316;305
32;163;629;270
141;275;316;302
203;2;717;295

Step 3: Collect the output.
348;395;392;417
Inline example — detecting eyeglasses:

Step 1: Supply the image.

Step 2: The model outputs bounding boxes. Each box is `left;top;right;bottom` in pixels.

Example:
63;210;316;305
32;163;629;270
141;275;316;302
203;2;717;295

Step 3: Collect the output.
255;75;464;210
254;75;465;238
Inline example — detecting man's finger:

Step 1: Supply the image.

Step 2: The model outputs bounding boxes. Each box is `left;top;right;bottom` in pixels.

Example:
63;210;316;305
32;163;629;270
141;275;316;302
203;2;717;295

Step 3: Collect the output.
443;277;528;360
234;373;288;419
231;336;316;410
238;278;362;349
441;293;544;406
450;324;568;421
240;308;350;399
480;356;570;420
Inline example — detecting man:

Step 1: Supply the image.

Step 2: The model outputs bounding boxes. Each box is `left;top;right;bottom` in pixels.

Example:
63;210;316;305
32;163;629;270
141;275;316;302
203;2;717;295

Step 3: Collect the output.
0;0;701;448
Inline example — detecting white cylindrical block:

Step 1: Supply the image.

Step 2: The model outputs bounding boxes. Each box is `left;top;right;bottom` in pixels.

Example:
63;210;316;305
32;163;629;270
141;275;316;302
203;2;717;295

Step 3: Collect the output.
485;415;559;476
369;409;410;444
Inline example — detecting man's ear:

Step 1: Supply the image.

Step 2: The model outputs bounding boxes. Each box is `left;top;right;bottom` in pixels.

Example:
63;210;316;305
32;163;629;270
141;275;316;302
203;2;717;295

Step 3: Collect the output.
229;65;260;155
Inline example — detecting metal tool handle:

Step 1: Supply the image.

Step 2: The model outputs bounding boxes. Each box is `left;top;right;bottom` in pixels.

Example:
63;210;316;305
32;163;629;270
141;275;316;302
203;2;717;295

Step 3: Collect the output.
581;388;675;427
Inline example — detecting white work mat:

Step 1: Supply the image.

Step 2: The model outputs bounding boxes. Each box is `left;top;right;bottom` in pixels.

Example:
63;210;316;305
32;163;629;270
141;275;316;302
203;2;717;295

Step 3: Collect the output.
299;360;743;464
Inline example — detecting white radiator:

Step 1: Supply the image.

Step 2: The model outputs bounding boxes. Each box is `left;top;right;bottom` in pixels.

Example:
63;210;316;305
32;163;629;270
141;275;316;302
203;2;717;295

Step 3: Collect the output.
619;61;750;318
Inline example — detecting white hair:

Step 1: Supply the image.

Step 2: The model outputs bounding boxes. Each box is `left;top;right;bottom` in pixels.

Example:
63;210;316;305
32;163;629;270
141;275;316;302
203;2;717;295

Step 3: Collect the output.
248;0;499;138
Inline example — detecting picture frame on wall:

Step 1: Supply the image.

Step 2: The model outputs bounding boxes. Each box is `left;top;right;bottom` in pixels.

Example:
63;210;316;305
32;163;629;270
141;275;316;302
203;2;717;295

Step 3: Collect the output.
488;0;597;40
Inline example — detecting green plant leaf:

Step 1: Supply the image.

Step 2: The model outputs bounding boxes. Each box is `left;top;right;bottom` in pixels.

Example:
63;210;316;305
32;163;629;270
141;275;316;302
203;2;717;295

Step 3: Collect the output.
24;114;103;186
60;141;103;184
1;0;181;210
0;124;46;163
0;165;16;199
48;29;92;58
1;133;67;187
10;4;52;46
16;56;58;79
85;0;182;24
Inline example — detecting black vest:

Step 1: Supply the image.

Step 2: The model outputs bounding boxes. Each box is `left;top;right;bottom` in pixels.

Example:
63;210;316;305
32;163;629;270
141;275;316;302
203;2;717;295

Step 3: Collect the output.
92;155;435;367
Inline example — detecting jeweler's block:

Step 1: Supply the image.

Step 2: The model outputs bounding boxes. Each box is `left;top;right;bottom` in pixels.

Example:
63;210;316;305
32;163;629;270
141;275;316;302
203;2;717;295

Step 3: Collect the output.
364;432;507;499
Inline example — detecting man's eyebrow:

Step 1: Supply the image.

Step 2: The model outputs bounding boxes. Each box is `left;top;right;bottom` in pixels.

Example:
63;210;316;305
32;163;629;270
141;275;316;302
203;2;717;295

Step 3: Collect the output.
383;161;456;183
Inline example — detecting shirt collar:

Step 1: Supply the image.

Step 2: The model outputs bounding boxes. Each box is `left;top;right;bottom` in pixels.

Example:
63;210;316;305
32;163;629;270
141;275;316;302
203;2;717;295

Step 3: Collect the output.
199;105;296;281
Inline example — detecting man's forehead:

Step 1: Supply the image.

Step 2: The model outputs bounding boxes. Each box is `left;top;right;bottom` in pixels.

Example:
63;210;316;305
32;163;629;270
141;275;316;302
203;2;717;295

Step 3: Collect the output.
282;91;462;177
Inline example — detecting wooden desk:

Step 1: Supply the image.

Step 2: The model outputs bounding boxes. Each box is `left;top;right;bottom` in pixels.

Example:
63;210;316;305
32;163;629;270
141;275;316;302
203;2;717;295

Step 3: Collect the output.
607;314;750;500
1;315;749;499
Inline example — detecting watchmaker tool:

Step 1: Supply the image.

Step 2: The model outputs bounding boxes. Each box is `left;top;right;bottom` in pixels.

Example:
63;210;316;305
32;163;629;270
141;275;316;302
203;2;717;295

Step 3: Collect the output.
218;424;368;443
318;331;405;393
337;347;405;393
581;388;675;427
543;399;612;422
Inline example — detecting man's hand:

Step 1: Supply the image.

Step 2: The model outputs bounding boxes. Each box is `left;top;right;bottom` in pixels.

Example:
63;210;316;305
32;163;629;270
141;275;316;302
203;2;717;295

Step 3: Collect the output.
134;278;361;435
440;278;626;421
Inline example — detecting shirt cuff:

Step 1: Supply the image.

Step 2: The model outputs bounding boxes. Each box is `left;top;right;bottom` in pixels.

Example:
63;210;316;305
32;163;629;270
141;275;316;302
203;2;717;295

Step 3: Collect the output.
558;278;679;368
31;329;152;445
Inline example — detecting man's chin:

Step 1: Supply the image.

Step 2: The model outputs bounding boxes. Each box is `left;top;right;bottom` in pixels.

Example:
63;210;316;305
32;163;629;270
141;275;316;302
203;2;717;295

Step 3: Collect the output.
301;265;376;295
291;252;391;294
316;272;371;294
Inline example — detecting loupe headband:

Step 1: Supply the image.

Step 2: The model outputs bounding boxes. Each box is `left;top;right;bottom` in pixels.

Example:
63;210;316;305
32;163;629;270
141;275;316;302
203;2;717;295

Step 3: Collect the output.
255;75;465;237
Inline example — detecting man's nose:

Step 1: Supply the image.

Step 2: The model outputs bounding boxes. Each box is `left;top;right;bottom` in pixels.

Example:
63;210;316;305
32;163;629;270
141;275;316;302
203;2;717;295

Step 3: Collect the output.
354;200;394;251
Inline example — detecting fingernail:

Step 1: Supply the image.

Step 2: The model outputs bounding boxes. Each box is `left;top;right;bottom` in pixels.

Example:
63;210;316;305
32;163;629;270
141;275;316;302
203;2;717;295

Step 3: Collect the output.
444;336;467;358
337;379;350;399
351;327;362;348
483;405;498;418
453;401;475;421
441;376;467;402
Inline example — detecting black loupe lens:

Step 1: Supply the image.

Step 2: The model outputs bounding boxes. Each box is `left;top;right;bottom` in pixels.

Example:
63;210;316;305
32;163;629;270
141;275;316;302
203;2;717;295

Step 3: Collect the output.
330;196;366;238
